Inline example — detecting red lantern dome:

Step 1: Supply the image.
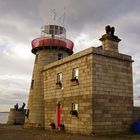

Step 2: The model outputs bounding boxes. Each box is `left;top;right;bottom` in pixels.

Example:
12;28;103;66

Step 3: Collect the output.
31;25;74;55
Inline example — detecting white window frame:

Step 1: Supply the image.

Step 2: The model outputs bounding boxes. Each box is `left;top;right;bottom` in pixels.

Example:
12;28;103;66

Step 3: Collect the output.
58;53;63;60
57;73;62;83
72;68;79;79
35;54;38;63
72;103;78;111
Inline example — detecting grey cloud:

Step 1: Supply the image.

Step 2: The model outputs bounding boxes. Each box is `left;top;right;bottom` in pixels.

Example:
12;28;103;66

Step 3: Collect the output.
0;0;41;20
0;0;43;45
40;0;140;32
0;0;140;110
0;74;30;105
0;46;34;75
0;19;39;44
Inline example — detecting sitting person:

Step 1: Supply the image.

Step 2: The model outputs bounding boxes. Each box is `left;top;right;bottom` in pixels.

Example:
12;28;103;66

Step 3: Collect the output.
14;103;18;110
21;102;25;110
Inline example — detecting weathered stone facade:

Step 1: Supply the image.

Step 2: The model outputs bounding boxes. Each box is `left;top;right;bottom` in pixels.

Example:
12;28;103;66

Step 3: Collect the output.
43;46;133;134
133;107;140;121
25;48;71;128
25;25;134;134
92;49;133;134
44;48;93;134
7;108;26;125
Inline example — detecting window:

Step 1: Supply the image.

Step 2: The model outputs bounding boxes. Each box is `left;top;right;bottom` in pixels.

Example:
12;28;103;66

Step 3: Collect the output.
72;103;78;111
57;73;62;84
70;103;78;117
31;80;34;89
58;53;63;60
35;54;38;63
72;68;79;80
25;109;29;118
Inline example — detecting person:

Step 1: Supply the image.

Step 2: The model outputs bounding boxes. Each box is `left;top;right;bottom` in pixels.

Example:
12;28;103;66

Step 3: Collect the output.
105;25;115;36
110;27;115;35
21;102;25;110
14;103;18;110
105;25;111;34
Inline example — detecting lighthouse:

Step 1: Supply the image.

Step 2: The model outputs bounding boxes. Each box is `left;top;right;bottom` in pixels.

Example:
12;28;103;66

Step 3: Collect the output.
25;24;74;128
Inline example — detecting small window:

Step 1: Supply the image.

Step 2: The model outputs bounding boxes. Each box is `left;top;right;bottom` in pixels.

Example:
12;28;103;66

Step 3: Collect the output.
57;73;62;84
70;103;78;117
55;25;58;29
25;109;29;118
58;53;63;60
35;54;38;63
72;68;79;80
72;103;78;111
31;80;34;89
50;25;54;30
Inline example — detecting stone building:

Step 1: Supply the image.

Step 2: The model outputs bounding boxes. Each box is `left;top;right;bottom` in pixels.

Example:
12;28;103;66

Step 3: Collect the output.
7;108;26;125
25;25;134;134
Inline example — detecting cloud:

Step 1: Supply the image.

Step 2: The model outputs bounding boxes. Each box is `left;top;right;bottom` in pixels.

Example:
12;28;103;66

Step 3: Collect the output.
0;41;34;75
0;74;30;111
0;0;140;111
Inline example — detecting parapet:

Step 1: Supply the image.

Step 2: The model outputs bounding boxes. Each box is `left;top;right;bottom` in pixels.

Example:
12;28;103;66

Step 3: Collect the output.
7;108;26;125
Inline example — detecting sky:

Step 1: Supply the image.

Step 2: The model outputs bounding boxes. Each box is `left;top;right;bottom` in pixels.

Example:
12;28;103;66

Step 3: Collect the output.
0;0;140;112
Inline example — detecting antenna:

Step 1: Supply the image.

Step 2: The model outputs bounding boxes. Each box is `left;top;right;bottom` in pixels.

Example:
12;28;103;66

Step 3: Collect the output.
51;9;56;24
48;8;66;27
62;7;66;26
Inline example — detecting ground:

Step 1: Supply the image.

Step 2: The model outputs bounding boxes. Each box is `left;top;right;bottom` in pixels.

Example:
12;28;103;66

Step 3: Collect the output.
0;124;140;140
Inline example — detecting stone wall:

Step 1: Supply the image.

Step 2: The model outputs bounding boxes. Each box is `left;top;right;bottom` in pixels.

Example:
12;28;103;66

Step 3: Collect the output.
43;47;133;134
92;49;133;134
25;48;70;128
44;48;93;134
133;107;140;121
7;108;26;125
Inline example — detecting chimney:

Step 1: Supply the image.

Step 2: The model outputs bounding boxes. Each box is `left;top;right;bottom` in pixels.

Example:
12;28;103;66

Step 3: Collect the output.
99;25;121;53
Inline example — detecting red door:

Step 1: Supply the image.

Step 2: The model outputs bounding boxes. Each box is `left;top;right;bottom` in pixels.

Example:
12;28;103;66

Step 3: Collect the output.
56;103;61;127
